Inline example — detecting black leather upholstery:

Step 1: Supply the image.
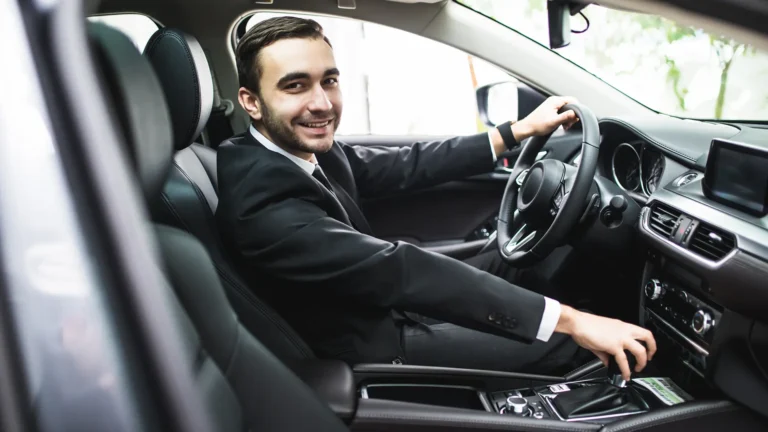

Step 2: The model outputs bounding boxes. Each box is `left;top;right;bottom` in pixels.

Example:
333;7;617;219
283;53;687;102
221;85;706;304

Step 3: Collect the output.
293;359;357;420
144;28;315;363
155;226;349;431
90;21;348;432
600;400;767;432
144;28;213;151
89;23;173;202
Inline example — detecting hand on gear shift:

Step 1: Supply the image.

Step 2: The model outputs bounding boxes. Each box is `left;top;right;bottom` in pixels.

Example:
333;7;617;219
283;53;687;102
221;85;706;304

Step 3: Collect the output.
554;307;656;382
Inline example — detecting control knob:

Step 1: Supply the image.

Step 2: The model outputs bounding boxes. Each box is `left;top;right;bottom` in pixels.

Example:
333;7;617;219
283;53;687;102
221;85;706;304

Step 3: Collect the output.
692;310;714;335
506;396;528;415
644;279;664;301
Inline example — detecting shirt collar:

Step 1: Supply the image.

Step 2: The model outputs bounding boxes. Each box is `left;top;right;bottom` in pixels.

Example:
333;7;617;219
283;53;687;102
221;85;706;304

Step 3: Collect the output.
249;125;316;175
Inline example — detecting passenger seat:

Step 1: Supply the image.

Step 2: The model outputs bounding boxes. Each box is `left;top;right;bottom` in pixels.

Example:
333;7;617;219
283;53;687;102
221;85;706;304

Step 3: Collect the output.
88;22;348;432
143;28;315;364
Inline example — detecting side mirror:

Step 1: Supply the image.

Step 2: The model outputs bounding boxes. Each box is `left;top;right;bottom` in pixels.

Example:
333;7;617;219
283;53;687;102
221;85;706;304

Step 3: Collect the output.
476;81;547;128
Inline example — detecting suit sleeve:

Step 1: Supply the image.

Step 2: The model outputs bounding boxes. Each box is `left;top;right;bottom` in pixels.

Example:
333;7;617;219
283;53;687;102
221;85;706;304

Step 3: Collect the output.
234;193;546;344
340;133;495;197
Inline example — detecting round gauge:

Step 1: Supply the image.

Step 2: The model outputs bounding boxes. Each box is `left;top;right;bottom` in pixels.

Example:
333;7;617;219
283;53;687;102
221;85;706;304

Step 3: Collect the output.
611;143;641;192
642;147;666;195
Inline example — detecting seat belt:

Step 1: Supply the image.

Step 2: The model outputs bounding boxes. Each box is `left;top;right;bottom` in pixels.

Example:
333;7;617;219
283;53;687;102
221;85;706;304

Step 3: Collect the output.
204;50;236;148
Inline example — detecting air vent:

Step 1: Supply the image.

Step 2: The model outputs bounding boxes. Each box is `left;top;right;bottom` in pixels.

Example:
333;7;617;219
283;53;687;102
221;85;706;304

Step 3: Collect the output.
675;173;699;187
649;202;682;238
689;223;735;261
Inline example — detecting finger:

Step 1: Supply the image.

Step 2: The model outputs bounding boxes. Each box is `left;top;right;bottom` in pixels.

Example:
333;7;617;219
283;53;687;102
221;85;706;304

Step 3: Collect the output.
626;339;648;372
633;328;657;361
557;110;576;125
614;350;631;382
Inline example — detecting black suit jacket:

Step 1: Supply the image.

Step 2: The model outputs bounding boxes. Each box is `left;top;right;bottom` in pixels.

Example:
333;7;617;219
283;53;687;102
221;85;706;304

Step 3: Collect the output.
216;132;547;364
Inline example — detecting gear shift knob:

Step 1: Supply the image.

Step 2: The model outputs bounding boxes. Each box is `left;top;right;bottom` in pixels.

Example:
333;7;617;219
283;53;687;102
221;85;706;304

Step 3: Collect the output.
607;343;644;387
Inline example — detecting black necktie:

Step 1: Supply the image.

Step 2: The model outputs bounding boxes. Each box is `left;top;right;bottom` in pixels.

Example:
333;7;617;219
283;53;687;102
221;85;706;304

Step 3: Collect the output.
312;165;373;235
312;165;335;194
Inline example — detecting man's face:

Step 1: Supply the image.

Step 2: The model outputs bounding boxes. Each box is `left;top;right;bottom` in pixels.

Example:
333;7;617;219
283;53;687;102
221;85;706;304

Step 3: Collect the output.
248;37;342;156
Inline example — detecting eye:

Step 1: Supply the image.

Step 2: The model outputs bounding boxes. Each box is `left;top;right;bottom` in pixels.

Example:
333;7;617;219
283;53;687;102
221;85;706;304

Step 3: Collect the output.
324;77;339;86
284;82;304;90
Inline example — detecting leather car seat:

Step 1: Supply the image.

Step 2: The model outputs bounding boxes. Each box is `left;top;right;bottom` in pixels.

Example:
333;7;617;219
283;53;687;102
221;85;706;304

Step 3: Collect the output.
88;21;348;431
142;28;314;364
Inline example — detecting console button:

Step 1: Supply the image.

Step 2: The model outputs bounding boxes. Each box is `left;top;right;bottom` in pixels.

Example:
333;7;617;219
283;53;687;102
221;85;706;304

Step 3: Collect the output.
644;279;664;301
692;310;714;335
506;396;528;415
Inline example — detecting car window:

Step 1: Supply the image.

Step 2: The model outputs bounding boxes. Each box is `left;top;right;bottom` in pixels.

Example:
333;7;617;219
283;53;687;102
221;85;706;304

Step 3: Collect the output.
88;14;159;52
459;0;768;121
243;12;519;136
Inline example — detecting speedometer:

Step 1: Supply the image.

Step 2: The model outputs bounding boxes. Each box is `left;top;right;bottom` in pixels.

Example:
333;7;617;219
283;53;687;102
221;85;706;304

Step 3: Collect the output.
642;147;666;195
612;143;641;192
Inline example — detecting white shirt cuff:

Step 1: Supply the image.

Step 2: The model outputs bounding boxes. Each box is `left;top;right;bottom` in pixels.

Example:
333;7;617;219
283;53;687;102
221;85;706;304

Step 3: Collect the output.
535;297;561;342
487;131;498;163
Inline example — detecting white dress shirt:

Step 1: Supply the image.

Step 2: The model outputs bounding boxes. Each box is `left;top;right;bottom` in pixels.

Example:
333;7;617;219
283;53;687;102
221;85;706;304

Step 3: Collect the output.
249;125;561;342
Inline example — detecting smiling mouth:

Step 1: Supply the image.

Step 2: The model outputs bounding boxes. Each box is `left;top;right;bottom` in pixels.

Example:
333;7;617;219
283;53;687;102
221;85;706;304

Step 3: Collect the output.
299;119;333;128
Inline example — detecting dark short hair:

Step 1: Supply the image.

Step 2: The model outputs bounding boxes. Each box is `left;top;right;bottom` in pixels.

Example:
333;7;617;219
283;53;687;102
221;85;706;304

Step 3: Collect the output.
236;16;332;94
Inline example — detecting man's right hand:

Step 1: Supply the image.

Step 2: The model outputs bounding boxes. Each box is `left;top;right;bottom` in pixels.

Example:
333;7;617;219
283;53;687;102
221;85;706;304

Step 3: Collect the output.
555;306;657;381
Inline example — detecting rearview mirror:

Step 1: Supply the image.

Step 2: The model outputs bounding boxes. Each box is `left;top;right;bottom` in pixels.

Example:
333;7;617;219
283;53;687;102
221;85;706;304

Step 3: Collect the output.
476;81;547;128
548;0;571;49
547;1;591;49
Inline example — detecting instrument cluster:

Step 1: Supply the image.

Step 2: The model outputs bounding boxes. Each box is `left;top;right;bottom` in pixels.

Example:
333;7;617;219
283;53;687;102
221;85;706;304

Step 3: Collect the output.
611;141;666;197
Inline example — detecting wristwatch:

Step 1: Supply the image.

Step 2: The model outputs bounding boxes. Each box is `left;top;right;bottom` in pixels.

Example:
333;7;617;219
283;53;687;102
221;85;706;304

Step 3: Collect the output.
496;120;520;151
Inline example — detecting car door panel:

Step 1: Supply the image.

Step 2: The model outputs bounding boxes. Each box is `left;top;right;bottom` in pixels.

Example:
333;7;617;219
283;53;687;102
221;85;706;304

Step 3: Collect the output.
341;129;583;254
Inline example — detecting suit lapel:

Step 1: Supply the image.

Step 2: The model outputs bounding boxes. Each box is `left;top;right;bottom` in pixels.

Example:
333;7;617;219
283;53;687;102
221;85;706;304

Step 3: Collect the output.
324;173;373;235
241;133;356;229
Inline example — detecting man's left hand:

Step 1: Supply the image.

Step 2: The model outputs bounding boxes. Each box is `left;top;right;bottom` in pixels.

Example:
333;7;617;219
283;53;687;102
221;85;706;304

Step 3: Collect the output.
511;96;580;142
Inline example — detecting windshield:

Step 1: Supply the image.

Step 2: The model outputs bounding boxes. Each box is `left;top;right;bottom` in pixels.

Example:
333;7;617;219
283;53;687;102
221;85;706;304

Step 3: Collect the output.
459;0;768;120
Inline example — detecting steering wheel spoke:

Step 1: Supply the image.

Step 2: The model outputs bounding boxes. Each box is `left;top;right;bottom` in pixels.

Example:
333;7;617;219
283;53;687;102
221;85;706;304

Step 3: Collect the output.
503;224;538;254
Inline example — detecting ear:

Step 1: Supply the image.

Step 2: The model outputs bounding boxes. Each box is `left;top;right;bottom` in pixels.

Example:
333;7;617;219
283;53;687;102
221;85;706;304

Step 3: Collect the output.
238;87;262;122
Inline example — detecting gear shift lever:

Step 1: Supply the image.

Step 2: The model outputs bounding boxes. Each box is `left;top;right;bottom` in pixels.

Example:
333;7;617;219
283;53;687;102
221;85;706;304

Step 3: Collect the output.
551;344;649;420
607;342;645;387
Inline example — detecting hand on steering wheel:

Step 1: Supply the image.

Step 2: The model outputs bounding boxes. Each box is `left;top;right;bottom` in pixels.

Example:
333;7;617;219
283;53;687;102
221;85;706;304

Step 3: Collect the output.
497;102;600;266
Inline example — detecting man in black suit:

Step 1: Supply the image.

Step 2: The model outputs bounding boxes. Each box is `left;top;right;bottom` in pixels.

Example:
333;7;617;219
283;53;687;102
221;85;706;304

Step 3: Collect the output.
217;16;655;378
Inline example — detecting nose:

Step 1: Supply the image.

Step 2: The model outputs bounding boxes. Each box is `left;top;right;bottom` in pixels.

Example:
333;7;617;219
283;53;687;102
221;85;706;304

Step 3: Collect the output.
307;84;332;112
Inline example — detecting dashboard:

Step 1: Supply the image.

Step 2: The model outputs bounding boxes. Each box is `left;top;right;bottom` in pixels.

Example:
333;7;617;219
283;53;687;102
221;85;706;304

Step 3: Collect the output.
579;114;768;417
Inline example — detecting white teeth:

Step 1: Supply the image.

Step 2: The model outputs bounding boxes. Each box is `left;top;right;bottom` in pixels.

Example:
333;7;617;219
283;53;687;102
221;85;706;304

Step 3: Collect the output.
303;120;330;128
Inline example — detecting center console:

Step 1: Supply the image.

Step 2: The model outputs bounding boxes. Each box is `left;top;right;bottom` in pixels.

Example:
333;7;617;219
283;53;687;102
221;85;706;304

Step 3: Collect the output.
344;361;766;432
639;245;726;397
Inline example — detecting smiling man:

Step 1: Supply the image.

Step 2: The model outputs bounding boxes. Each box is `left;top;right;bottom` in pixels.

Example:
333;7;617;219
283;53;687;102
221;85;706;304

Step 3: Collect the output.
216;16;655;377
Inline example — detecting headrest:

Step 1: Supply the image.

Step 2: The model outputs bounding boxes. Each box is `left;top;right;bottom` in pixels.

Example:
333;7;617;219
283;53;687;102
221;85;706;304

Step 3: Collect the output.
144;28;214;151
88;22;173;203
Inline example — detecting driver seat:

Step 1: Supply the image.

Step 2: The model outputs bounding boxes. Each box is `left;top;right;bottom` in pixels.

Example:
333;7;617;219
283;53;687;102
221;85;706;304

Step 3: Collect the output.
142;27;314;364
88;21;348;431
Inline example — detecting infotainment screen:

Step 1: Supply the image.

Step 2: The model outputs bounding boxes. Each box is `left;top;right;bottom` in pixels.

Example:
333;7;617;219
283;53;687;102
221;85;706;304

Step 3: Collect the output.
703;139;768;216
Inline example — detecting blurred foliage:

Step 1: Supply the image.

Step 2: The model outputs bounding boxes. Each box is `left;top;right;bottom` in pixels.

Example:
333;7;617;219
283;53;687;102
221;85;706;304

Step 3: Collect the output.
457;0;758;119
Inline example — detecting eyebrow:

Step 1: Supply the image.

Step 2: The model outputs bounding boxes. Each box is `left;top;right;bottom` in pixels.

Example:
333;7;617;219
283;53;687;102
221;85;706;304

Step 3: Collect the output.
276;68;341;88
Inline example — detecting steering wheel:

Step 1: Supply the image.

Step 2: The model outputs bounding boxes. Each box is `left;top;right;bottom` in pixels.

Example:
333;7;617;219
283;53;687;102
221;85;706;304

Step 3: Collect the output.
497;103;600;266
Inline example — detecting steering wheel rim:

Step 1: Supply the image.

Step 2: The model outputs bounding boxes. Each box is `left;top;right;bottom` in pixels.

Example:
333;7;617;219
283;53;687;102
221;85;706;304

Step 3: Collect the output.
497;103;601;266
